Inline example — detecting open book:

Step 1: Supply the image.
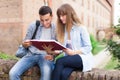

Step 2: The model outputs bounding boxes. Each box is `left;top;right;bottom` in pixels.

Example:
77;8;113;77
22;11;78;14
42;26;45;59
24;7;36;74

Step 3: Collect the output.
30;40;66;50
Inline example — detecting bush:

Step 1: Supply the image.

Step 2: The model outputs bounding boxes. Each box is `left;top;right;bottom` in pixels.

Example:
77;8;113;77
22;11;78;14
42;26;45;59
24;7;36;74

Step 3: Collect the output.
116;28;120;37
107;39;120;69
90;34;98;53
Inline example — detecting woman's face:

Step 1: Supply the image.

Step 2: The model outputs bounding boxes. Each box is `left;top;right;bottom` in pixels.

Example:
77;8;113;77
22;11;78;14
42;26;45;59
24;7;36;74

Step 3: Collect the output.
59;15;66;24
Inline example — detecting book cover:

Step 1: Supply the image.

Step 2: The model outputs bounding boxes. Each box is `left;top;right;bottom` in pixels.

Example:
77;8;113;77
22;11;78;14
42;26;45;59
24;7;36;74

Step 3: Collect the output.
30;40;66;50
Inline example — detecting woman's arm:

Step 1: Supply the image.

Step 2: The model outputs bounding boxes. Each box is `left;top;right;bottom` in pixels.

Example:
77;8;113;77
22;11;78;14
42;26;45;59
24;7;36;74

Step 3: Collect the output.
63;48;82;55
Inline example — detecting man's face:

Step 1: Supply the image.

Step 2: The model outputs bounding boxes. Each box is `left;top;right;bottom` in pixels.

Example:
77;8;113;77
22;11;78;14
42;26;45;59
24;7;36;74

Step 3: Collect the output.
40;13;52;28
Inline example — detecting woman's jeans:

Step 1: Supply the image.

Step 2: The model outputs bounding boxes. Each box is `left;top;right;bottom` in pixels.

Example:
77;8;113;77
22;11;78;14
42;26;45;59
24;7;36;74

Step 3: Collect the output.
52;54;83;80
9;54;54;80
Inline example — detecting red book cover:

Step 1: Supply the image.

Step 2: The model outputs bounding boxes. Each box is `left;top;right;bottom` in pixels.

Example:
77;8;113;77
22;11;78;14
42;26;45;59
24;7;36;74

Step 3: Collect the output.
30;40;66;50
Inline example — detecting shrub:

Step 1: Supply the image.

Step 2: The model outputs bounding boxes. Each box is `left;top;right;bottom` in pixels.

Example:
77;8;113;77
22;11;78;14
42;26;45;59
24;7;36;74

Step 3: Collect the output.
116;28;120;37
90;34;98;53
107;39;120;69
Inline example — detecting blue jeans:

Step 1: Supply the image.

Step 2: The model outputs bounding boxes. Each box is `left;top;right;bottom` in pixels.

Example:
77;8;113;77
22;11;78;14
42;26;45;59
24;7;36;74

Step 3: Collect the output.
52;54;83;80
9;54;54;80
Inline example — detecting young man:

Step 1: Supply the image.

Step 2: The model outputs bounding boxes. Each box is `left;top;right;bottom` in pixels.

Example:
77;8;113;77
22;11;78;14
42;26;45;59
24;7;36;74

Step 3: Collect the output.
9;6;56;80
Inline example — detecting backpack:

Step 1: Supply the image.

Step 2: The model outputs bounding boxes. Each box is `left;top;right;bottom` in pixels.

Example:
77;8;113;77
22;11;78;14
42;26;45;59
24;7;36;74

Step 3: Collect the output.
16;20;40;58
31;20;40;39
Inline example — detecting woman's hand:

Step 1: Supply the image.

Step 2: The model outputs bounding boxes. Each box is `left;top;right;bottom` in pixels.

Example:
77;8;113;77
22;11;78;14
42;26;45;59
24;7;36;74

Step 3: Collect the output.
22;40;31;48
42;44;60;55
42;44;54;54
44;55;54;61
63;48;75;55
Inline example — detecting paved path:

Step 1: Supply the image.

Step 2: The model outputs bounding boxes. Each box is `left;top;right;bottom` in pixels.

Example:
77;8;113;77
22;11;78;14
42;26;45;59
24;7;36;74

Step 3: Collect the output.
93;48;112;68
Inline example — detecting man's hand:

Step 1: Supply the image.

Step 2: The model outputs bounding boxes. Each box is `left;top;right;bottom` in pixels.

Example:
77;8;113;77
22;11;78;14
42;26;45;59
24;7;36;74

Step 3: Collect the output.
44;55;54;61
22;40;31;48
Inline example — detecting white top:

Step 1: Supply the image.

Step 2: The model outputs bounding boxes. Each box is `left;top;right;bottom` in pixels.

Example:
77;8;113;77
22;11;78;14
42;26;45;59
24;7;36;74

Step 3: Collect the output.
40;27;51;40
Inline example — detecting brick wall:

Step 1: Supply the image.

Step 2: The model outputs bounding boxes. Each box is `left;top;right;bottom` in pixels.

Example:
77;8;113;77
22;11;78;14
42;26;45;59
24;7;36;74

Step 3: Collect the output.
0;0;44;55
0;0;22;20
0;23;22;54
0;0;113;55
0;0;22;55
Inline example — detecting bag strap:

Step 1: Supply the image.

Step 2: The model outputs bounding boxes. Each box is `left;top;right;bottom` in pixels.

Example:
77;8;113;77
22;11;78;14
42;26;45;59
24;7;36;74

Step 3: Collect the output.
31;20;40;39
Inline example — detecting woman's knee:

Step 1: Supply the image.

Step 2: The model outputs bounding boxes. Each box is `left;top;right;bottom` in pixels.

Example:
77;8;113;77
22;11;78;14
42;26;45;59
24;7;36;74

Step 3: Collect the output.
56;58;64;64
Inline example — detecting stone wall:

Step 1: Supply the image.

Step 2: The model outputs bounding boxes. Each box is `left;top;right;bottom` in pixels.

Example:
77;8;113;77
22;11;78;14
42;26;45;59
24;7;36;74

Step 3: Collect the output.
0;0;44;55
0;59;120;80
0;0;22;55
0;23;22;55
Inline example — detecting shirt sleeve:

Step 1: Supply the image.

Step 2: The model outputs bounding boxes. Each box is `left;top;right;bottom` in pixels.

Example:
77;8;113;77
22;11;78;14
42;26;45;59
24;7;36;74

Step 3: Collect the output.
23;22;36;41
79;26;92;54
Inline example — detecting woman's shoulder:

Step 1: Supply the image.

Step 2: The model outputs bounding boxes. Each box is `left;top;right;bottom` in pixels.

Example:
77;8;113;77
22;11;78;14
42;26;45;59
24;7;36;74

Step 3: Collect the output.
74;24;87;30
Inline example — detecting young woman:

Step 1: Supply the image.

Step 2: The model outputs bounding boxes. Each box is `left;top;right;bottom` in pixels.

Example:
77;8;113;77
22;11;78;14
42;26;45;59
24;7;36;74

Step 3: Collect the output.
52;4;94;80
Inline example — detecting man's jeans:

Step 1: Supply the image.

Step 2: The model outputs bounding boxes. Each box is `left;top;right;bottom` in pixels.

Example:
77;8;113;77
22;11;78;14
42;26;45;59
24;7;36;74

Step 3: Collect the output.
9;54;54;80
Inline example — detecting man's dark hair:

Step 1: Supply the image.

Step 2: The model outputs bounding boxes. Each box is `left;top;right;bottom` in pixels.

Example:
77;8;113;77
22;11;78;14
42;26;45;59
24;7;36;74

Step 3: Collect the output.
39;6;52;16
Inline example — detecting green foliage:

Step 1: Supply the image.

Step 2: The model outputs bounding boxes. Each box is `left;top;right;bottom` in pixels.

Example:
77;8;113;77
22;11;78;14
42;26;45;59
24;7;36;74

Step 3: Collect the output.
92;44;106;55
107;39;120;69
0;52;10;59
104;57;119;70
113;24;120;29
90;34;106;55
116;28;120;36
0;52;18;60
90;34;98;53
102;38;107;43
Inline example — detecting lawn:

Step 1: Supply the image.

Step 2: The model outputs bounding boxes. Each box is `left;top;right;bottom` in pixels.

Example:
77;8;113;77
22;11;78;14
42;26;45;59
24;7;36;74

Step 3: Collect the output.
104;57;119;70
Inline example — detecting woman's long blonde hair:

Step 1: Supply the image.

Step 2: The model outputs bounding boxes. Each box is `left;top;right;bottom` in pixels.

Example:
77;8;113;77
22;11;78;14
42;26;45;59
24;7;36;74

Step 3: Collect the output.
56;4;82;43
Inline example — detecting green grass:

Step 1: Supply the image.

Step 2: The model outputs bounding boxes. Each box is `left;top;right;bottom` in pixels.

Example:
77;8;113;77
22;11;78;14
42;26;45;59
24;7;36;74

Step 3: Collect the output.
92;43;106;55
104;57;119;70
0;52;18;60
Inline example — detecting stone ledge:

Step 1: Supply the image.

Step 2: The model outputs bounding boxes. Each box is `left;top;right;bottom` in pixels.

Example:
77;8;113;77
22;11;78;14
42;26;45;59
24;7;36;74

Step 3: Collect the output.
69;68;120;80
0;59;120;80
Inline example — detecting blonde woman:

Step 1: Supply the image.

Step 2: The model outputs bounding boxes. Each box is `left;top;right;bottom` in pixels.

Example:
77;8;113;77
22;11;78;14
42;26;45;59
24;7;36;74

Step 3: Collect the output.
52;4;94;80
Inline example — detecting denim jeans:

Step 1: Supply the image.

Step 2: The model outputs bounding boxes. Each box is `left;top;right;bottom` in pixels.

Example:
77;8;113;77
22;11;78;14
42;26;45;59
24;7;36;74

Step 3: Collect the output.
52;54;83;80
9;54;54;80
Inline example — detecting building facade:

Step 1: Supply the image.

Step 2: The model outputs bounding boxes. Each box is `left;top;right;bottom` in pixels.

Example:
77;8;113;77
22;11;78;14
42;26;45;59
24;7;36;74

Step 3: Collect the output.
0;0;113;55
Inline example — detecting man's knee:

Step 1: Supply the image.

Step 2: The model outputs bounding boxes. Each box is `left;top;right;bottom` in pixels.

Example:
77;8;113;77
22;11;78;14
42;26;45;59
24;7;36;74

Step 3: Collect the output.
9;69;19;79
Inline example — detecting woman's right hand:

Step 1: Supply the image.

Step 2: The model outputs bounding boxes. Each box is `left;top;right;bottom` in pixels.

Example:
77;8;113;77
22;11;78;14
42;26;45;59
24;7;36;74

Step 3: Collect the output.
63;48;75;55
22;40;31;48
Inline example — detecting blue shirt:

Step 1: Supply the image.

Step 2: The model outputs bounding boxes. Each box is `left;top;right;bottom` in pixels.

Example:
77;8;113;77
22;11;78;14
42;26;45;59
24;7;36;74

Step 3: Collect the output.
23;21;56;54
64;24;94;72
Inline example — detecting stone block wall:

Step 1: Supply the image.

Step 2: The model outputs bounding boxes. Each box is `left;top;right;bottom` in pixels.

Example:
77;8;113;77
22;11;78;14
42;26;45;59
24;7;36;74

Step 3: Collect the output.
0;0;22;55
0;0;43;55
0;23;22;55
0;59;120;80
